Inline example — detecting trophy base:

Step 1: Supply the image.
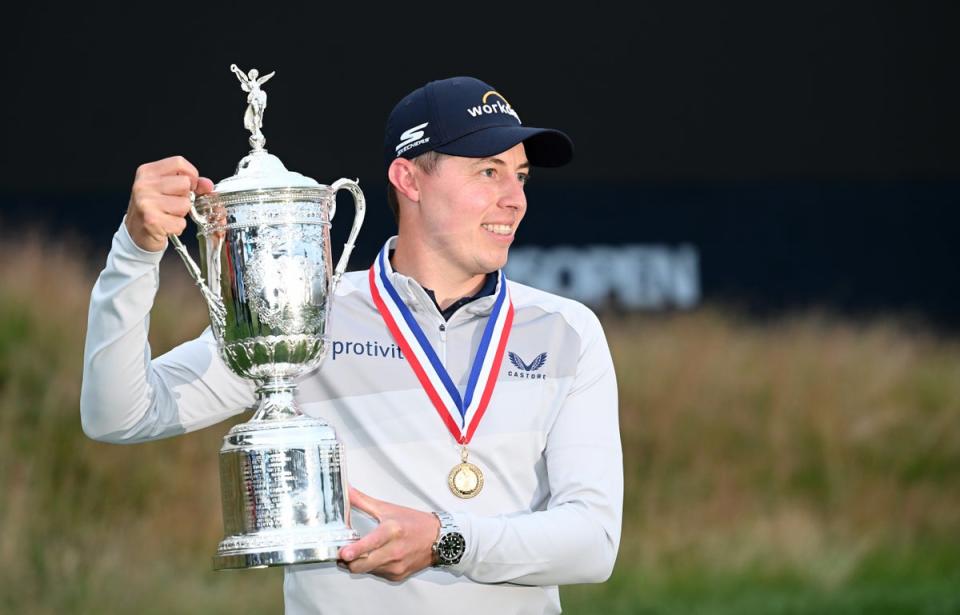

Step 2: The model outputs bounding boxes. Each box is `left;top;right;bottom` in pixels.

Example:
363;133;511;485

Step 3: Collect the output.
214;529;360;570
215;388;360;571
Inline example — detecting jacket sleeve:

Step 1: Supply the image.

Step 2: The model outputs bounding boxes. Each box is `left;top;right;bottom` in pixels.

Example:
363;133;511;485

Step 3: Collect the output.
80;219;256;443
451;307;623;585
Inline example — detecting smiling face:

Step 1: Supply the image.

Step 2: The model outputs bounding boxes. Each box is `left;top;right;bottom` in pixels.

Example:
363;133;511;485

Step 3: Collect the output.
408;142;530;279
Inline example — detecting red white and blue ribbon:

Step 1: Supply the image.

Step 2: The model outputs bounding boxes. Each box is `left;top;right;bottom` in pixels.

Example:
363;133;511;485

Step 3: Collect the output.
368;245;514;444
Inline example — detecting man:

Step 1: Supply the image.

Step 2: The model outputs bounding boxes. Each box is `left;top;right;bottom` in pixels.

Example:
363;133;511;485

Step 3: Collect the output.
81;76;622;614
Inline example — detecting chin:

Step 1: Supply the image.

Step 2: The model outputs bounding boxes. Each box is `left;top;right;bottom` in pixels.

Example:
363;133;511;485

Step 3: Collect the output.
470;242;512;274
481;253;509;274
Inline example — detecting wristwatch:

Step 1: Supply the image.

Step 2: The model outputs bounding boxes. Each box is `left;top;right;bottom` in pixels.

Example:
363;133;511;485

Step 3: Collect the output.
431;512;466;566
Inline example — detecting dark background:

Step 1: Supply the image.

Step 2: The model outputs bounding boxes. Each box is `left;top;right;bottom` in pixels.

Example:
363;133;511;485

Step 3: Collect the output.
3;3;959;323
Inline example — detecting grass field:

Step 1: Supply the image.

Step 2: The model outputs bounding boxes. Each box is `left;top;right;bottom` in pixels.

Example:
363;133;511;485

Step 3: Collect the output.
1;234;958;614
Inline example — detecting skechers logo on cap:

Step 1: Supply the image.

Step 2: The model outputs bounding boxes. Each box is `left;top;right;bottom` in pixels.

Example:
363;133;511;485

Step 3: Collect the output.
467;91;521;123
395;122;430;156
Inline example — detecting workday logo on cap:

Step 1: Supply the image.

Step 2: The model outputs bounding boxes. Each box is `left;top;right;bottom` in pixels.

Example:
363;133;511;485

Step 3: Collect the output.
466;91;521;123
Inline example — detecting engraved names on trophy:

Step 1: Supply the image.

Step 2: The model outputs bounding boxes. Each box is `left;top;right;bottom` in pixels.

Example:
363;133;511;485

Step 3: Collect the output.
237;447;343;529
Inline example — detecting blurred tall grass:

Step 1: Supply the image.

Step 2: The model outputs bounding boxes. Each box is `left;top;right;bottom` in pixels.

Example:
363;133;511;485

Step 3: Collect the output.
1;233;958;614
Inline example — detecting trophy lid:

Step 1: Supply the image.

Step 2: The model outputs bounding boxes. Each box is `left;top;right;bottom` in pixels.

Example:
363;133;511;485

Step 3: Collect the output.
212;64;324;194
214;150;323;193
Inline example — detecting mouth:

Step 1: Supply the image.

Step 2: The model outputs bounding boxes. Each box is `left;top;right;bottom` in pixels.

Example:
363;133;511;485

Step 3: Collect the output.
481;223;514;237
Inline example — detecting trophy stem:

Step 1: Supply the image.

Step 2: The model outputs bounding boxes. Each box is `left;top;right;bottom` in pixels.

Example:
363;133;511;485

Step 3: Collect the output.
251;377;305;422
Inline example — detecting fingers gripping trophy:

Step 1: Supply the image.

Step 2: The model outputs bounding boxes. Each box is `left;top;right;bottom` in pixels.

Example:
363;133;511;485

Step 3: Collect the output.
168;65;365;570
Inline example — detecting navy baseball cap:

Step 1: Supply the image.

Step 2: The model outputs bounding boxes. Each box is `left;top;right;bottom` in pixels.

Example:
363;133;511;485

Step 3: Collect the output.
384;76;573;169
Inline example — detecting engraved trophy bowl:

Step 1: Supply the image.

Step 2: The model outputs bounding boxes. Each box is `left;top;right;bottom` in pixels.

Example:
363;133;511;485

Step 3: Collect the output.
169;65;364;570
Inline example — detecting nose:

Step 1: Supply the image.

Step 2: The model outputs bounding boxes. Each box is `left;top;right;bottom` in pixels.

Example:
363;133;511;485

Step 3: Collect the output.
500;175;527;213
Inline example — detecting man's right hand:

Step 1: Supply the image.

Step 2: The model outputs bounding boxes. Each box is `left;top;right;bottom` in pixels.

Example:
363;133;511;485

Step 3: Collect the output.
125;156;215;252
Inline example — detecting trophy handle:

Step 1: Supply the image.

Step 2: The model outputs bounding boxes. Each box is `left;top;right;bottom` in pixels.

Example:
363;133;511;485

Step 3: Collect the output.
168;191;227;338
328;178;366;290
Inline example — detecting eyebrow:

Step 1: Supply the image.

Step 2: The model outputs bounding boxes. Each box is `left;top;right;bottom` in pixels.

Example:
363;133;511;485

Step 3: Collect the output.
473;157;531;170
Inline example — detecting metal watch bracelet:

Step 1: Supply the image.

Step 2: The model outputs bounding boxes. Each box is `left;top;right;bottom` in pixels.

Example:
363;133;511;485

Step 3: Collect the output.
431;512;466;566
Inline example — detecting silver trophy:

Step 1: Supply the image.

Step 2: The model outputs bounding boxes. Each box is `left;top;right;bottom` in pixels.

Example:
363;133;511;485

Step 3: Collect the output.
168;65;364;570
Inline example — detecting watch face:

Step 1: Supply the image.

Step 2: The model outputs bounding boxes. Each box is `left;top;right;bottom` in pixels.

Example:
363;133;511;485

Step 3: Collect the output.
437;532;466;563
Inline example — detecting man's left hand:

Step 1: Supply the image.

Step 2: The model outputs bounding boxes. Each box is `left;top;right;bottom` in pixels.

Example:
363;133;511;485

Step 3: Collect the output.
338;487;441;581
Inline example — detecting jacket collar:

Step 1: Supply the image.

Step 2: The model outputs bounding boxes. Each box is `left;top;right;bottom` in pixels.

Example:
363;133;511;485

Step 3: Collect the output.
376;236;503;320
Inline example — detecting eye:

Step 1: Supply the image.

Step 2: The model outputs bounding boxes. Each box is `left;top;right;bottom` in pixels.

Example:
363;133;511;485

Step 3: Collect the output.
518;173;530;185
481;168;497;178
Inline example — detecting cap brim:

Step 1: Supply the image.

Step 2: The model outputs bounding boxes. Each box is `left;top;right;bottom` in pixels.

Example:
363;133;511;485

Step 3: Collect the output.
434;125;573;167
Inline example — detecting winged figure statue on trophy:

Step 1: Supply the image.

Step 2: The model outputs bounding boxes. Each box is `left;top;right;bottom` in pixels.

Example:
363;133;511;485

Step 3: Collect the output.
230;64;276;150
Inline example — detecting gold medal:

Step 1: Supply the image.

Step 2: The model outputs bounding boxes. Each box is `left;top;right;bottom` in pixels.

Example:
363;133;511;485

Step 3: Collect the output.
448;447;484;498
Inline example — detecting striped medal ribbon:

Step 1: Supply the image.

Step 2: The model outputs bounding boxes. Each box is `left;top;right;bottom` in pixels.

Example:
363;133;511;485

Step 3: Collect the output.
368;246;514;498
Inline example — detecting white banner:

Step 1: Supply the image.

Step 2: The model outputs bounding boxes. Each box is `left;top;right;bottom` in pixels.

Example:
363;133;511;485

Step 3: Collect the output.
505;244;700;310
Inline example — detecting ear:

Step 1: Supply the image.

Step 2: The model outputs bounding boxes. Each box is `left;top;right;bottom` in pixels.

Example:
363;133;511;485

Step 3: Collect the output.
388;158;421;205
